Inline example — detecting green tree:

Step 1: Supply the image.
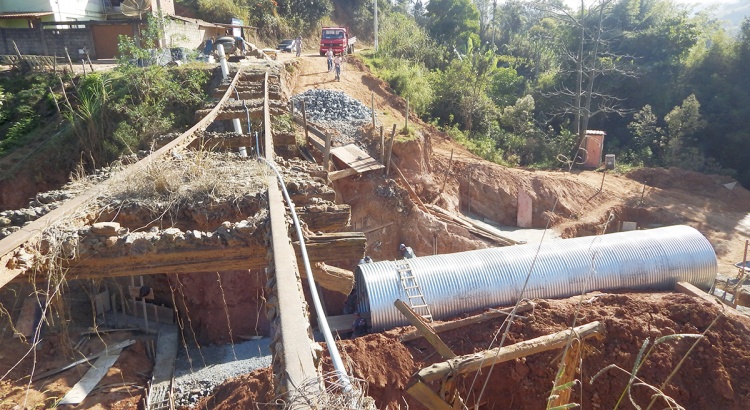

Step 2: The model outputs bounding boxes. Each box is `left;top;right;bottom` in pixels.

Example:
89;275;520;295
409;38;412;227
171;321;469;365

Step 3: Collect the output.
276;0;333;32
197;0;245;24
626;104;661;163
663;94;706;167
426;0;480;47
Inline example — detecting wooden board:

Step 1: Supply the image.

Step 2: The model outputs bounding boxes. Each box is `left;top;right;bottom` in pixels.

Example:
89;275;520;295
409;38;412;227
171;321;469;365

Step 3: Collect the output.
58;347;123;405
330;144;384;174
147;325;179;410
14;296;41;338
32;339;135;382
324;314;356;334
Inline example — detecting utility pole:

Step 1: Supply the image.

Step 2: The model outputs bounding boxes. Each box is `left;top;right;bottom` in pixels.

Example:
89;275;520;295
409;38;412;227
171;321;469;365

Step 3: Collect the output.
374;0;379;51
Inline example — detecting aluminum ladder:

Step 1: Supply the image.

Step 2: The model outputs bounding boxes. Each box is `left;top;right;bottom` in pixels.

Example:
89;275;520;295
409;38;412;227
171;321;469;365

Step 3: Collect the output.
396;260;433;322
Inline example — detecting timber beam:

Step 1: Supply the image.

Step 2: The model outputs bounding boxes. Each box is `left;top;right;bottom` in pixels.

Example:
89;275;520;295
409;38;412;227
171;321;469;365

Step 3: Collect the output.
12;232;365;285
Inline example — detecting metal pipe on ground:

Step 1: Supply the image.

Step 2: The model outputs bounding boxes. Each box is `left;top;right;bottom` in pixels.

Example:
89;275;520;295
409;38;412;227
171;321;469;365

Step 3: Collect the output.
355;225;717;331
216;44;244;134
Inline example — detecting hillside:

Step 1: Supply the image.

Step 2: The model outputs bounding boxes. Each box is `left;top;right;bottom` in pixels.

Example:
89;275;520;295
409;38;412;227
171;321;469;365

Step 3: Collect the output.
0;39;749;409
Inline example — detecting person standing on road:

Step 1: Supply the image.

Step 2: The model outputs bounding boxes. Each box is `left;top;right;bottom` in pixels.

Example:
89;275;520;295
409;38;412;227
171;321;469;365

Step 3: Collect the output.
294;35;302;57
333;54;344;81
326;47;334;72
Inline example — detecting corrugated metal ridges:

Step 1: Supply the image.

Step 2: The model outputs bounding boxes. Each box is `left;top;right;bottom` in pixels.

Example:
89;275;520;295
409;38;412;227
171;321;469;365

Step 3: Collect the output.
355;225;716;331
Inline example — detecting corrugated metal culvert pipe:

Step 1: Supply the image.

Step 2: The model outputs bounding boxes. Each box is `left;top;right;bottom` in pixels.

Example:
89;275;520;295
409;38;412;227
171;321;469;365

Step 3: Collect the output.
354;225;717;331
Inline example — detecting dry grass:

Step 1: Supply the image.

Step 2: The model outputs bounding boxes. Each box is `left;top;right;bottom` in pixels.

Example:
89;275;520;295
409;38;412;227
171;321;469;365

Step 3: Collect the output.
108;150;267;207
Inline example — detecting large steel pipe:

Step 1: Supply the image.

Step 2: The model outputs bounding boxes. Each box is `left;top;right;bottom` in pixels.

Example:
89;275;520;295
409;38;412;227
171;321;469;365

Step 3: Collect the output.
355;225;717;331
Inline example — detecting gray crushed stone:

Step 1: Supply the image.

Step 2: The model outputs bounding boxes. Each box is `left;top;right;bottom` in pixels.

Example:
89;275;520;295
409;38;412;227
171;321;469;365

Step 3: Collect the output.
291;89;375;148
172;338;272;407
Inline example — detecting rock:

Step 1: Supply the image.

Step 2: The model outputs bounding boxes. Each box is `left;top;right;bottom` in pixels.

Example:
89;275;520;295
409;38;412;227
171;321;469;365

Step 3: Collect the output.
91;222;121;236
163;228;183;241
0;217;10;227
105;237;118;247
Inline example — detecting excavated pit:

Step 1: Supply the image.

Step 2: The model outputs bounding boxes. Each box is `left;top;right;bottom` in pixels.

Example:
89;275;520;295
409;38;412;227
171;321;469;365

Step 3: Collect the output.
194;292;750;410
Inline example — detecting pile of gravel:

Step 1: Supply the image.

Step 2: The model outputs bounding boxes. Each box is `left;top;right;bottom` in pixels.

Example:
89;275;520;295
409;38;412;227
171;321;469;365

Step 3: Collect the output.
291;89;375;147
172;338;272;407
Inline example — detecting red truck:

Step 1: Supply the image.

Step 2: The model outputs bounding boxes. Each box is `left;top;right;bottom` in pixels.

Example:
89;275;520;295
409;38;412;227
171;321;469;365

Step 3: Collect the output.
319;27;357;56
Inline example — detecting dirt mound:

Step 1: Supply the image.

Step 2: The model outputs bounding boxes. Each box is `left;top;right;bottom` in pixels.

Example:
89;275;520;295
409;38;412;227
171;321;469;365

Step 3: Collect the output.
628;168;750;209
195;292;750;409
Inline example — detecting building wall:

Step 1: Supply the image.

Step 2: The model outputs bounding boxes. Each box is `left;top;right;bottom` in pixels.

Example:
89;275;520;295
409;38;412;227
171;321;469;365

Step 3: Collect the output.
0;0;53;13
0;0;105;22
0;26;95;59
164;18;210;50
155;0;176;16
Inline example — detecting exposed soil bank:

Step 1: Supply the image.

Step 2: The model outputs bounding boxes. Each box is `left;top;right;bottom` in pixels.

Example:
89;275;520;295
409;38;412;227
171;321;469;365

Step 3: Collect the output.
195;292;750;409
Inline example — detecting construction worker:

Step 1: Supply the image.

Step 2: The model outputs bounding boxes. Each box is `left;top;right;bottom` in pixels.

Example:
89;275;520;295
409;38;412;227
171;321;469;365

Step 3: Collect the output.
326;47;334;72
343;288;357;314
351;312;368;338
333;54;344;81
399;243;416;259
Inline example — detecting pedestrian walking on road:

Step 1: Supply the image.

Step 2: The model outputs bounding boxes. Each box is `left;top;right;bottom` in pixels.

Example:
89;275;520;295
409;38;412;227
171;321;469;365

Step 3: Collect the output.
326;48;334;72
294;35;302;57
334;54;344;81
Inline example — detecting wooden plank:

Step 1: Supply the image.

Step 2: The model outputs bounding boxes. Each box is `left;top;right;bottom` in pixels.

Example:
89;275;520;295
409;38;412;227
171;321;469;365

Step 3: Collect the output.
405;380;453;410
14;233;364;282
394;165;429;213
401;302;534;342
548;339;581;408
675;281;726;307
394;299;455;359
330;144;383;173
125;300;174;324
296;204;351;232
14;296;42;338
147;324;179;410
417;321;604;382
312;263;354;295
320;313;355;334
32;339;135;382
328;167;358;181
58;347;124;405
0;69;244;290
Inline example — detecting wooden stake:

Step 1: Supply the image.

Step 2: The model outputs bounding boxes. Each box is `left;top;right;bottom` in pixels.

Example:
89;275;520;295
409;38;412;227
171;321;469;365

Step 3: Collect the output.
416;321;604;383
379;125;385;162
385;124;396;176
324;131;332;171
302;100;309;143
371;92;375;132
138;276;149;334
405;97;409;131
401;301;534;342
395;299;455;359
548;339;581;407
49;87;60;114
406;380;453;410
468;167;474;214
440;149;454;194
84;47;94;72
81;60;86;76
64;47;74;72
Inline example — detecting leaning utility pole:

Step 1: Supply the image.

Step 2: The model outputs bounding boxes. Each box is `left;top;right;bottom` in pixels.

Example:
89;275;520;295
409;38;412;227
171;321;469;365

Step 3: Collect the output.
374;0;379;51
